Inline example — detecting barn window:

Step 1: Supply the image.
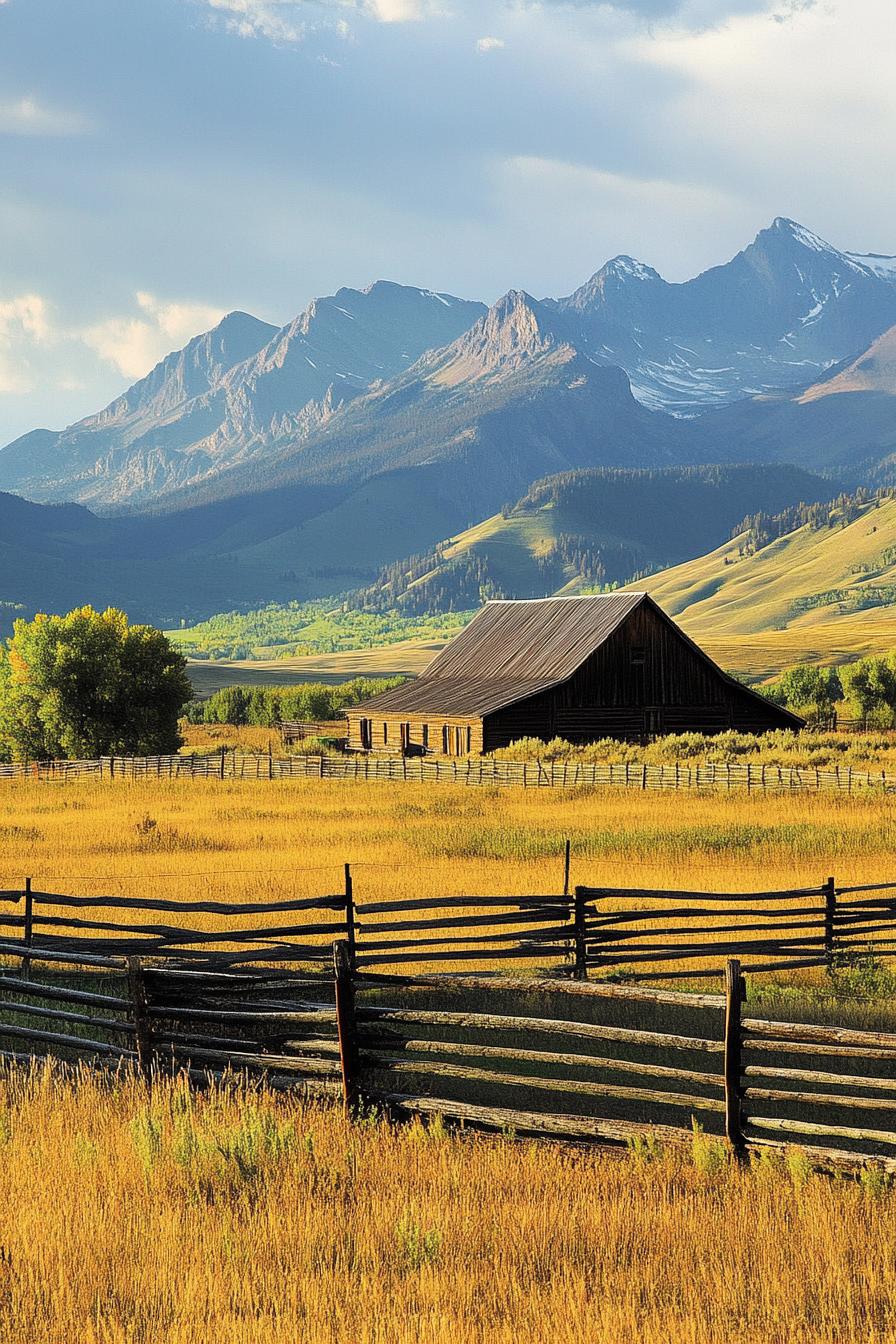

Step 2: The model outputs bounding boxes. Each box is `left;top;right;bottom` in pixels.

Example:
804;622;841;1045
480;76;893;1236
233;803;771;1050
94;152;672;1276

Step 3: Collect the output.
442;725;450;754
383;722;388;744
422;724;429;749
631;645;647;667
359;718;372;750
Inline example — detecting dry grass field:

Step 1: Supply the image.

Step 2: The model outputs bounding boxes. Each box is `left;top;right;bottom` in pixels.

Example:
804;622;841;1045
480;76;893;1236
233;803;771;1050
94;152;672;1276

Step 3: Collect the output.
4;780;896;1340
2;1064;896;1344
2;775;896;917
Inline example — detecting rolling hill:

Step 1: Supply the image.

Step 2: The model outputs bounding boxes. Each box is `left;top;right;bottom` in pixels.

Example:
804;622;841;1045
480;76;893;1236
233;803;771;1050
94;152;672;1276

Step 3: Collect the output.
351;464;837;614
636;494;896;678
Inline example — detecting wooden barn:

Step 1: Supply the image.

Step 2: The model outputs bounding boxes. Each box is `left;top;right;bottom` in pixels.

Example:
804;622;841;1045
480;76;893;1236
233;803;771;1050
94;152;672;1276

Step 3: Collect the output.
345;593;801;755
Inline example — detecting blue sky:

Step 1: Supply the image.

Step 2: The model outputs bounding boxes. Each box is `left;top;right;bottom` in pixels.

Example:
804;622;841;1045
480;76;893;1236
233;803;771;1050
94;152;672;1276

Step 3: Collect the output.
0;0;893;442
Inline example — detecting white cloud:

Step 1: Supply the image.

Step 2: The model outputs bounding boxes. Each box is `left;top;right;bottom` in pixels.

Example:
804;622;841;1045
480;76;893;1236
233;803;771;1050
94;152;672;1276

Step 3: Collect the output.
0;96;91;137
362;0;426;18
475;35;505;52
81;293;227;379
0;294;53;394
205;0;305;42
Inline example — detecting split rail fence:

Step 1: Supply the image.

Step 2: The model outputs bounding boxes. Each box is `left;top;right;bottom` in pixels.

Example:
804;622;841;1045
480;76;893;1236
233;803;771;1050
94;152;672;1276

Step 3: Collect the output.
1;751;894;794
3;872;896;981
4;940;896;1172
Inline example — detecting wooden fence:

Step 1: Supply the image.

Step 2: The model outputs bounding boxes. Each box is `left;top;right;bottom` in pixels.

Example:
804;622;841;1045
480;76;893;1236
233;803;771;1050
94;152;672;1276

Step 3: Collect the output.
5;942;896;1171
1;751;894;794
3;873;896;980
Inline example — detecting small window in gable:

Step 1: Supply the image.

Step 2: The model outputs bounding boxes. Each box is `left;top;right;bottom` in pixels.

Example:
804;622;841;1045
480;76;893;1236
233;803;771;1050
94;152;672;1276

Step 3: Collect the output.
631;645;647;667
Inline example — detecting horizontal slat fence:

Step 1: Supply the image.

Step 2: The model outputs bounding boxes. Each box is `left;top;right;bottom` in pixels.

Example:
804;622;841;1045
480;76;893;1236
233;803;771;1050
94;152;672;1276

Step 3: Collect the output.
5;943;896;1172
4;873;896;981
0;751;894;794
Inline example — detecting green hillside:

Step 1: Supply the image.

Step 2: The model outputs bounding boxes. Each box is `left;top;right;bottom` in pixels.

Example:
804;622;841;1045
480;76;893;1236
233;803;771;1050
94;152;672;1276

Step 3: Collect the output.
354;464;836;614
637;493;896;679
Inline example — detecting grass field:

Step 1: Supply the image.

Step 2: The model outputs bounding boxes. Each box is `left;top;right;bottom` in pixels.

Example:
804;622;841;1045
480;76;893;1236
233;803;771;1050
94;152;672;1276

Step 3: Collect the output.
5;779;896;1340
186;639;441;696
2;1064;896;1344
2;776;896;972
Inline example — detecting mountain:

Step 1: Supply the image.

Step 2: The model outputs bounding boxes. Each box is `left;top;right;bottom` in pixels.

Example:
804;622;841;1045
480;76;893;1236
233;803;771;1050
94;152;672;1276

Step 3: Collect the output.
0;284;485;508
555;219;896;415
690;323;896;483
351;464;837;614
634;491;896;679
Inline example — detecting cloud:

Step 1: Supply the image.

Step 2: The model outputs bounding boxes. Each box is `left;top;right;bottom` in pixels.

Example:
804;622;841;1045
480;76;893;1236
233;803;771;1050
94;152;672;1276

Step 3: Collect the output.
0;294;53;394
0;96;91;137
475;35;505;52
81;293;227;379
205;0;305;42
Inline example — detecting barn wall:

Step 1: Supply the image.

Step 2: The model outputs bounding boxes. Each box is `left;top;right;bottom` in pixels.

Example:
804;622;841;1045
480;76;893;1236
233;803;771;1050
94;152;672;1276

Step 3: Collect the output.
483;604;792;748
346;711;483;756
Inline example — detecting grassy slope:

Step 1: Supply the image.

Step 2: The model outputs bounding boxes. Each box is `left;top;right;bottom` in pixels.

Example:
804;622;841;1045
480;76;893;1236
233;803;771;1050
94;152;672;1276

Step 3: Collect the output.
637;497;896;678
185;637;442;694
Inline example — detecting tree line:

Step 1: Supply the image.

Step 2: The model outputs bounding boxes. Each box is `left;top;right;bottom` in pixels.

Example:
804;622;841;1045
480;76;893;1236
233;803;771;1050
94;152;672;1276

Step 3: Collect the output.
183;677;406;728
766;656;896;727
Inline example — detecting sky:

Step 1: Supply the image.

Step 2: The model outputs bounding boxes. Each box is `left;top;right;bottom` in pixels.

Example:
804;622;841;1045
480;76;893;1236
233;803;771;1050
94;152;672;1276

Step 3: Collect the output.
0;0;894;442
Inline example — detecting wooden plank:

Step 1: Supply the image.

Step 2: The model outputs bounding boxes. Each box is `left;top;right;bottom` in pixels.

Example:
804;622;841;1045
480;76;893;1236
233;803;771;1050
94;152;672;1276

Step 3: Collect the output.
148;1004;336;1023
30;892;345;915
355;896;571;914
0;975;131;1009
745;1037;896;1061
744;1064;896;1092
724;959;744;1151
357;1035;724;1087
367;1092;696;1147
355;971;725;1010
357;946;571;967
743;1019;896;1050
162;1044;342;1074
744;1086;896;1113
746;1115;896;1147
0;1021;137;1056
355;925;574;952
588;905;831;926
355;1005;724;1053
577;886;826;903
334;940;360;1113
363;1054;726;1113
589;916;827;942
356;909;572;934
0;940;126;970
0;999;134;1034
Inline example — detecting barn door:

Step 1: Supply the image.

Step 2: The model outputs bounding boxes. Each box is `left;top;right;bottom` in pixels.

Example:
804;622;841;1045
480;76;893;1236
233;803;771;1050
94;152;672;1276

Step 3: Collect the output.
359;718;372;750
644;708;662;739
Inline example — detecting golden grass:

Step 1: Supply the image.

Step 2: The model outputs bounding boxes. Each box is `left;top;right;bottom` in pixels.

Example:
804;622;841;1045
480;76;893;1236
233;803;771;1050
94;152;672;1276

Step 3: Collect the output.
1;777;895;981
2;1064;896;1344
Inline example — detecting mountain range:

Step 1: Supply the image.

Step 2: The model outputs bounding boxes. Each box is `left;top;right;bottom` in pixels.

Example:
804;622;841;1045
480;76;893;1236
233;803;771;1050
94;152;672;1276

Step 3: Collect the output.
3;216;896;640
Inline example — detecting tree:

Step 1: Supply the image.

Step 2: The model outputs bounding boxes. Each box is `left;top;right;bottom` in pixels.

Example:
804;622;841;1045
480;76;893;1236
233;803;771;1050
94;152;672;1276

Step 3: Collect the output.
771;665;843;720
0;607;193;761
840;656;896;727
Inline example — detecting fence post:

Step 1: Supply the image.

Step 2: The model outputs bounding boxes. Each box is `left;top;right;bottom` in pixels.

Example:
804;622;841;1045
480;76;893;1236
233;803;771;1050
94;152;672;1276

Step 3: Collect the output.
562;839;571;900
573;886;588;980
344;863;356;970
824;875;837;973
220;746;226;780
333;939;360;1115
723;958;745;1155
21;876;33;979
127;956;153;1083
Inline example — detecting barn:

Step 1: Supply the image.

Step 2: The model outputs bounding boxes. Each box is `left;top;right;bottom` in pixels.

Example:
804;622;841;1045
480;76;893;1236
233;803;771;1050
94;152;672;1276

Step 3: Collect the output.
345;593;801;755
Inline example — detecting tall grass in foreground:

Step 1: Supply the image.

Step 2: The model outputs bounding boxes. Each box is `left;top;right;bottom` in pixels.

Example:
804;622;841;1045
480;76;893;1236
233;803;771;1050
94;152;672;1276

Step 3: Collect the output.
1;1064;896;1344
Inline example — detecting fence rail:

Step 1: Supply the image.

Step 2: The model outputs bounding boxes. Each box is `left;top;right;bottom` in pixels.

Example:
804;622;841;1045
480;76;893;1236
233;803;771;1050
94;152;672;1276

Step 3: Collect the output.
1;751;894;794
5;944;896;1172
3;872;896;980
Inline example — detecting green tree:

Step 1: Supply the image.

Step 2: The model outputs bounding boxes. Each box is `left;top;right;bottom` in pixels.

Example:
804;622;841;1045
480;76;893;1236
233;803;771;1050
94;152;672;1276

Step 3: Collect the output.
0;607;192;761
770;665;843;720
841;657;896;727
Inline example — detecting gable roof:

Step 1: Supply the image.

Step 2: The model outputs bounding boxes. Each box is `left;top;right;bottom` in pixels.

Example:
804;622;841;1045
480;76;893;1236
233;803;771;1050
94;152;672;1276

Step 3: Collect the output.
352;594;646;717
350;592;803;726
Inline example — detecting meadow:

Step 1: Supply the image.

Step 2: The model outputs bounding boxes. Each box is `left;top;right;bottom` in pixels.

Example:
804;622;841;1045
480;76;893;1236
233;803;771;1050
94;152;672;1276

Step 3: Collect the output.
3;1064;896;1343
4;778;896;1340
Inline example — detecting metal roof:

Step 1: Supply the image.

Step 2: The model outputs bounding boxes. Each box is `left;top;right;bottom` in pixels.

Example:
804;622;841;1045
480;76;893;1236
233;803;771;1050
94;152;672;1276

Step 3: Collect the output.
353;594;647;718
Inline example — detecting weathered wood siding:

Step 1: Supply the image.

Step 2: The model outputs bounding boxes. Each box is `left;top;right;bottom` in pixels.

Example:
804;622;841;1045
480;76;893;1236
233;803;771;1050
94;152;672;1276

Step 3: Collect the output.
346;712;483;756
483;602;790;749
